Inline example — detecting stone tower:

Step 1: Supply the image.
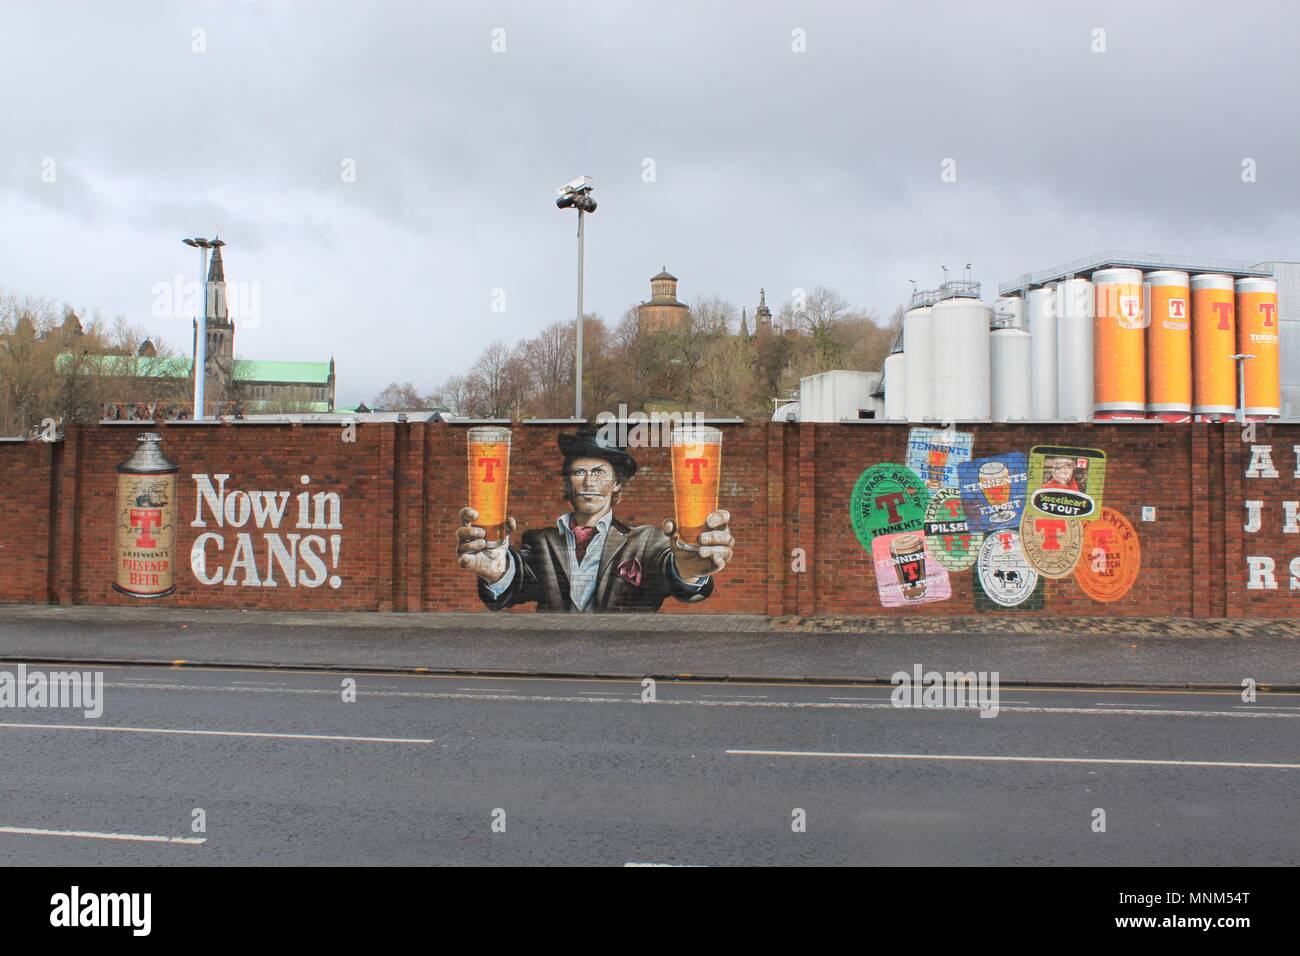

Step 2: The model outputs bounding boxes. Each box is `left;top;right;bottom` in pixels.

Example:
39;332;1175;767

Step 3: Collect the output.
636;267;689;333
192;240;235;409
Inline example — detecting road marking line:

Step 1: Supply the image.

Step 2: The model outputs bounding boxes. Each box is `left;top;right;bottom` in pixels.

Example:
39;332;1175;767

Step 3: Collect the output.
95;682;1300;719
725;749;1300;770
0;722;433;744
0;826;206;845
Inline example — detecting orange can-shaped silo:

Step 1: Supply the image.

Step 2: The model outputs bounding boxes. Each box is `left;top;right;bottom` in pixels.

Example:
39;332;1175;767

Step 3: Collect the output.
1235;277;1280;418
1144;271;1191;414
1191;274;1237;417
1093;267;1146;418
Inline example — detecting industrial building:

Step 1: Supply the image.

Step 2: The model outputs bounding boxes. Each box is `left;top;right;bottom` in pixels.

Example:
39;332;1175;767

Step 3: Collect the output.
881;251;1296;423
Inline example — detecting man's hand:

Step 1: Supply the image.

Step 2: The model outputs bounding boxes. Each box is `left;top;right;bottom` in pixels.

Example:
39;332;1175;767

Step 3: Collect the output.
456;506;516;584
662;509;734;580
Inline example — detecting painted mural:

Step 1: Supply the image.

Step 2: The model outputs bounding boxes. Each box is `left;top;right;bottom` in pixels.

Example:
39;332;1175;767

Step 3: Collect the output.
456;427;736;613
871;532;952;606
958;453;1029;533
852;429;1141;610
112;432;350;596
1026;445;1107;521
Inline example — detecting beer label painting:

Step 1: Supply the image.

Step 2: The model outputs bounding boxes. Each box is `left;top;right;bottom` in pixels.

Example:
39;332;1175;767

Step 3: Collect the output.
1026;445;1106;521
1075;507;1141;603
922;489;981;572
871;532;951;607
905;428;974;492
975;529;1044;610
114;433;179;599
115;473;178;597
850;464;929;551
957;454;1028;534
1019;511;1085;579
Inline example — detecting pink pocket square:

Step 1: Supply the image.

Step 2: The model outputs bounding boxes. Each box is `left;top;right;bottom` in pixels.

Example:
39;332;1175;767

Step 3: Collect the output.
617;557;643;587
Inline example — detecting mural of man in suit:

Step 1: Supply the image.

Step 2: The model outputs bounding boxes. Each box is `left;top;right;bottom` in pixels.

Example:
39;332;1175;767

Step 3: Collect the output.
455;430;736;612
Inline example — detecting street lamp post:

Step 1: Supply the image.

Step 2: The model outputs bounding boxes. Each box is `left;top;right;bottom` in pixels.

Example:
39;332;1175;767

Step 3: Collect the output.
182;236;223;420
1230;353;1255;425
556;177;596;420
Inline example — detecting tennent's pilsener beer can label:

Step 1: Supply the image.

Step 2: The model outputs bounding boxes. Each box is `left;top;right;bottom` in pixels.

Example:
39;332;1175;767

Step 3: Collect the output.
114;432;179;598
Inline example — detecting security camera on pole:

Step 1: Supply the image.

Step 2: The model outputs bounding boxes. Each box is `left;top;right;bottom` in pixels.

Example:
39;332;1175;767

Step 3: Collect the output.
556;176;596;420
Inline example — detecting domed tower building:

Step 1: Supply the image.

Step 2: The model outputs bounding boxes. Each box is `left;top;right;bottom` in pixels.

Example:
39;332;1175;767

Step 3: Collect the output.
636;267;690;333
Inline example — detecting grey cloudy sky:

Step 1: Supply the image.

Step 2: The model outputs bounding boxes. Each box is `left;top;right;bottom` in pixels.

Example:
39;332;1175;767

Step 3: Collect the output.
2;0;1297;405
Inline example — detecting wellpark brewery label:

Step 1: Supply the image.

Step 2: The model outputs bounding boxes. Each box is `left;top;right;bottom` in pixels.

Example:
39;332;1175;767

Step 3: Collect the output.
1075;507;1141;603
1019;511;1084;579
975;529;1042;610
905;428;974;492
850;464;929;551
922;489;981;571
1026;445;1106;521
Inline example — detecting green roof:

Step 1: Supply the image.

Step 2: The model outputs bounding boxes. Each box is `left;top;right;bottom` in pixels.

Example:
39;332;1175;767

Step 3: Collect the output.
234;360;331;385
244;400;332;413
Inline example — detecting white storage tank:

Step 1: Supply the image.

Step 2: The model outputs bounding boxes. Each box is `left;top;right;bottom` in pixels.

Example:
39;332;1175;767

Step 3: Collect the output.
903;305;933;421
994;295;1025;329
1056;277;1095;421
991;327;1032;421
1027;285;1058;418
883;352;907;420
931;296;991;421
798;370;883;421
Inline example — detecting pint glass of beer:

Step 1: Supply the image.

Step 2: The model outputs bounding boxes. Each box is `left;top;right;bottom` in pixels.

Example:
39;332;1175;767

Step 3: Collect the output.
978;460;1012;524
926;449;949;489
670;425;722;550
890;533;928;601
467;426;511;547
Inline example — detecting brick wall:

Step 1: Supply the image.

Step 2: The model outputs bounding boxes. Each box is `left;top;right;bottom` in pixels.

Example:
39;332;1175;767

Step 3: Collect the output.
0;420;1296;618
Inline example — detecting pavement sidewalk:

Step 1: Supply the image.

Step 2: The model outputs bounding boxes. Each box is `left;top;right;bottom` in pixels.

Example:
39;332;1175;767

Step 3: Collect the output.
0;605;1295;688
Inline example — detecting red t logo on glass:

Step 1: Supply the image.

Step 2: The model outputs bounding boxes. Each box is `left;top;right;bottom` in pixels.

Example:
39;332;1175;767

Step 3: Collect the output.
684;457;708;484
477;457;502;483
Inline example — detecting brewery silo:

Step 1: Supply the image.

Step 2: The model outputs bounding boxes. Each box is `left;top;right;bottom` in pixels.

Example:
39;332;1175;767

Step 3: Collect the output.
1055;277;1094;421
1191;273;1237;419
1144;270;1192;419
1027;286;1058;418
931;295;992;421
1236;276;1280;418
1093;267;1146;418
994;295;1025;329
903;305;933;421
883;351;908;420
991;326;1032;421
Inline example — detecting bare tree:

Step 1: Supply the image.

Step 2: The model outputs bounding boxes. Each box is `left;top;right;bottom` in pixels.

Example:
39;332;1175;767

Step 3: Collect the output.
371;381;428;411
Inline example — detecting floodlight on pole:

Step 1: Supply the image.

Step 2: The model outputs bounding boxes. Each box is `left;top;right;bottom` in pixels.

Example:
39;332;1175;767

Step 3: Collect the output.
183;236;220;420
555;177;595;420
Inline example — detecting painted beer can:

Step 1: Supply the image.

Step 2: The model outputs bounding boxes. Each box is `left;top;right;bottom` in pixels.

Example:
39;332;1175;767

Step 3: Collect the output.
1143;270;1191;415
114;432;179;598
1092;268;1145;418
1191;274;1237;418
1235;277;1280;418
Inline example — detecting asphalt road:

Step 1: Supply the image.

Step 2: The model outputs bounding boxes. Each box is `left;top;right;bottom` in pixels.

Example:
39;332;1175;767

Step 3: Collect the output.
0;663;1295;865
